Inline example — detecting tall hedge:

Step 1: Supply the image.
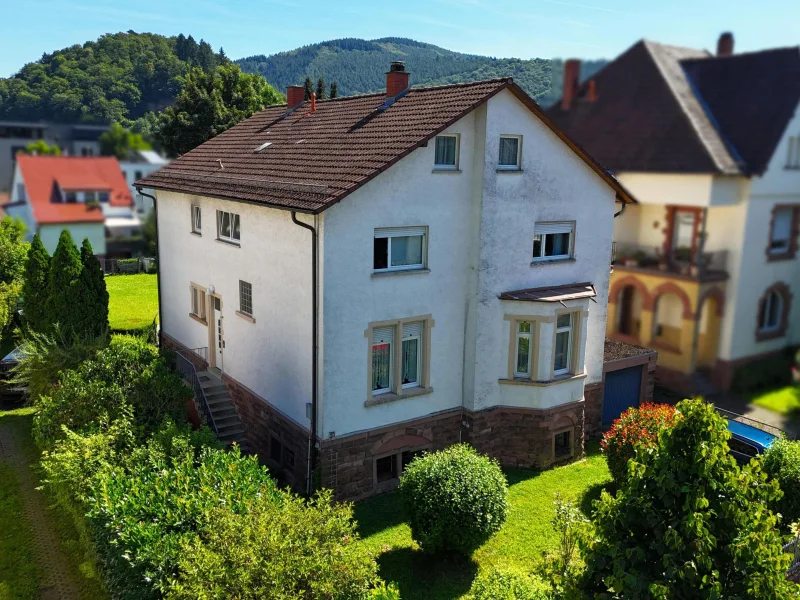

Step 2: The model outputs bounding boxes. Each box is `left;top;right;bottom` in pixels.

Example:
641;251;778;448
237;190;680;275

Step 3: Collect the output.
75;239;109;337
21;233;51;332
46;230;82;336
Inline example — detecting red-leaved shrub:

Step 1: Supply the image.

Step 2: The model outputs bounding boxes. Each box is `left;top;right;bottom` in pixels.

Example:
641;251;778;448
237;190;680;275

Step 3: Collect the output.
601;402;678;484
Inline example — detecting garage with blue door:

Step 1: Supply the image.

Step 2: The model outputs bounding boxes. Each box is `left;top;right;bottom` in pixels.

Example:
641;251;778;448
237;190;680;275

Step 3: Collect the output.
603;365;644;428
597;339;658;433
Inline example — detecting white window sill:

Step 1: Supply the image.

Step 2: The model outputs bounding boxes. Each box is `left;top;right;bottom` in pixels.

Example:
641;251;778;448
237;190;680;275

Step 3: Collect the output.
365;386;433;407
530;257;576;266
432;168;461;174
189;313;207;326
235;311;255;323
498;372;587;387
371;268;430;278
190;231;202;237
216;238;241;248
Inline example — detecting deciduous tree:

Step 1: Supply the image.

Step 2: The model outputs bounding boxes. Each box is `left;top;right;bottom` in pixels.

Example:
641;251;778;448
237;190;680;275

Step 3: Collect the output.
98;123;151;159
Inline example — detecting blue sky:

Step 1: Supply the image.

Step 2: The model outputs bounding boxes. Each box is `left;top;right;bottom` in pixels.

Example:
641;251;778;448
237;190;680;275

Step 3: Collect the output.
1;0;797;77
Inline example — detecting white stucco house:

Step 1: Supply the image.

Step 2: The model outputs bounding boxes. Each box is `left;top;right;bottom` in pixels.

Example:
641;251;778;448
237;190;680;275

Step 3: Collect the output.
3;155;138;257
139;63;641;499
549;33;800;394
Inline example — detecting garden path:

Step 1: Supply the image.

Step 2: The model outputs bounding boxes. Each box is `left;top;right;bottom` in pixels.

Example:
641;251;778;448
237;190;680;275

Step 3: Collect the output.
0;421;81;600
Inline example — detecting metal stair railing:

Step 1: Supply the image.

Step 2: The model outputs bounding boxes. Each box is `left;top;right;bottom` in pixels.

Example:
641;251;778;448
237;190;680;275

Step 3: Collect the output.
175;349;218;434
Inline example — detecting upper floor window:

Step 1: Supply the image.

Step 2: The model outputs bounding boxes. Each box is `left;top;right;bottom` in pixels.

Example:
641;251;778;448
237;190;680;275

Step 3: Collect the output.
532;222;574;262
368;317;432;399
374;227;426;272
135;170;143;181
65;191;77;203
372;325;394;395
768;206;797;258
786;136;800;169
514;321;533;377
434;134;459;170
498;135;522;170
192;205;202;234
554;313;574;375
401;321;422;388
217;209;240;244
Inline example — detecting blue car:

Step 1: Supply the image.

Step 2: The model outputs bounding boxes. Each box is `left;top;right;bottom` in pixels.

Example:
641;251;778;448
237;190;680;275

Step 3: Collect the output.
726;418;779;464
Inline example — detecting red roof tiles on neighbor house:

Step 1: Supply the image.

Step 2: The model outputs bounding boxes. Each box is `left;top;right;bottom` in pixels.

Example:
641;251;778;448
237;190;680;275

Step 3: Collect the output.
138;78;635;213
14;155;133;224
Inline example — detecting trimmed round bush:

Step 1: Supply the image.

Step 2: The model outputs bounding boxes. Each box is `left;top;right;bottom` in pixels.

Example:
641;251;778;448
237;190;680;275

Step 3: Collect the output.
399;444;508;555
468;568;551;600
762;437;800;528
601;402;677;484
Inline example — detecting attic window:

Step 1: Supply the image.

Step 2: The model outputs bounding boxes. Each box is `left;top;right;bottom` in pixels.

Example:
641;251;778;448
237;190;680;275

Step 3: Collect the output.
254;142;272;153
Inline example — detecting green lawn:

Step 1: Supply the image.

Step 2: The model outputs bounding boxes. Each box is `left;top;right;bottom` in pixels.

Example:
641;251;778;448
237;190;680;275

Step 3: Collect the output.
750;386;800;417
354;444;612;600
106;273;158;331
0;408;107;600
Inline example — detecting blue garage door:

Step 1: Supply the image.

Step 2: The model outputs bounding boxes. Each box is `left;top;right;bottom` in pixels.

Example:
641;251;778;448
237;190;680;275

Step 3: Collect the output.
603;366;643;429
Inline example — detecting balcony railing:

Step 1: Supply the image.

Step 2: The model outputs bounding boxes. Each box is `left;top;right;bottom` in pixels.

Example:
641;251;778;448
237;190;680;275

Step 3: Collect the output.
613;243;728;279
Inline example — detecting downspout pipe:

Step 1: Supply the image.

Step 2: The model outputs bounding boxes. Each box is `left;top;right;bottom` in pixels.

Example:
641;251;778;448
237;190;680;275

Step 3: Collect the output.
291;211;318;496
613;198;627;218
136;188;163;345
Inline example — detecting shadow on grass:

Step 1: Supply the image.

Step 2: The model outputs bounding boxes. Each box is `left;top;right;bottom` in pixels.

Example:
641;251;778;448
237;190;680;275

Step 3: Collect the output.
378;546;478;600
579;480;615;517
353;489;406;539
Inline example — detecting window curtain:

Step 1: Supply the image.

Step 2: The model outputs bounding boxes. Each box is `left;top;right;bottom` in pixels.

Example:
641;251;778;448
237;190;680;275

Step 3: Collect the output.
499;137;518;165
435;136;456;165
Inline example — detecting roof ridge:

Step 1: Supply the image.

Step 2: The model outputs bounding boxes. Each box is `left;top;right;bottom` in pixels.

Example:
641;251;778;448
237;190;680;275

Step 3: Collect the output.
682;45;800;63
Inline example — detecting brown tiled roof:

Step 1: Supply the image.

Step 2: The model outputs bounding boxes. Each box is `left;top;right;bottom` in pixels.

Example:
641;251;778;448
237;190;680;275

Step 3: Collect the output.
138;79;635;213
499;282;596;302
682;47;800;175
547;41;800;176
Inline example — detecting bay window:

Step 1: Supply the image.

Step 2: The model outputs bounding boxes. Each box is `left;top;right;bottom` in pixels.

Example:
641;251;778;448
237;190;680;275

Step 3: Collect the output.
514;321;533;377
554;313;573;375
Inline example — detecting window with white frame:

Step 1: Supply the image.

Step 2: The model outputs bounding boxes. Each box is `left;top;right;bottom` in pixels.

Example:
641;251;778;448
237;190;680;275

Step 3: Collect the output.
217;209;240;243
374;227;426;272
401;321;423;388
533;222;574;261
758;290;783;333
514;321;533;377
787;136;800;169
239;280;253;316
498;135;521;170
190;283;206;321
434;134;459;169
554;313;573;375
769;207;794;254
191;205;202;233
372;325;394;395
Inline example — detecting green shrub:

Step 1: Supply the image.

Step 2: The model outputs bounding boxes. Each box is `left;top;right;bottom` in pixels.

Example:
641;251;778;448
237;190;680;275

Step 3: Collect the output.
732;352;794;393
46;229;83;337
582;399;794;598
762;437;800;528
601;402;677;484
369;583;402;599
399;444;508;555
165;489;384;600
468;568;551;600
88;442;277;598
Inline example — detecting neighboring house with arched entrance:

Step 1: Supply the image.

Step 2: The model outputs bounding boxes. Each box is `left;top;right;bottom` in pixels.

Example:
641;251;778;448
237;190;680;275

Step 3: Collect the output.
549;33;800;393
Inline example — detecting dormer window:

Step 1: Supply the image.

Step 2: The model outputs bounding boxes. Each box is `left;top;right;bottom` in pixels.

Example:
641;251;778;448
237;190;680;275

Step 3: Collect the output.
65;191;77;203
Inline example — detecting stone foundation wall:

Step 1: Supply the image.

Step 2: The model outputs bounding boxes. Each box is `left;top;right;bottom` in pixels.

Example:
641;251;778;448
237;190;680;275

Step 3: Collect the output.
222;375;310;493
161;333;209;372
711;347;798;392
583;383;604;441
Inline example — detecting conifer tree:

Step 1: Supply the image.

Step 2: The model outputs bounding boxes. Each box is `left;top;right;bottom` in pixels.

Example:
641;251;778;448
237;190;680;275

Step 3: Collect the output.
316;77;326;100
46;230;82;337
21;233;50;333
329;81;338;99
74;239;109;338
303;77;313;100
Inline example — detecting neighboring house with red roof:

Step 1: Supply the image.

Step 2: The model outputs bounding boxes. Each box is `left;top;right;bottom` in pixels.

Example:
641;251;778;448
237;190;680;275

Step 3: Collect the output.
139;62;637;500
3;155;140;257
548;33;800;394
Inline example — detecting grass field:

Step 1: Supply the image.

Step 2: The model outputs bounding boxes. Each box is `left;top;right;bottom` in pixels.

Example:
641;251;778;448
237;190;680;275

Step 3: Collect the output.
751;385;800;417
106;273;159;331
0;408;107;600
354;444;611;600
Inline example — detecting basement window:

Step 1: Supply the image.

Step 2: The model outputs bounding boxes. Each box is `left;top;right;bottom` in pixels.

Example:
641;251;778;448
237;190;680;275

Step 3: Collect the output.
554;430;572;458
375;455;398;483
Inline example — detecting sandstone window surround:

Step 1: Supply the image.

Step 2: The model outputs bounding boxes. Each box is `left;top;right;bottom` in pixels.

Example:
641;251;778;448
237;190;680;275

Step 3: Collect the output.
755;282;792;341
766;204;799;262
364;315;435;406
189;281;207;325
501;308;589;386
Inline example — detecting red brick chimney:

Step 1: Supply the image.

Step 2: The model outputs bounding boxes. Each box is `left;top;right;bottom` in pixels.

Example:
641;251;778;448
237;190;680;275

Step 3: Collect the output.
386;61;410;98
287;85;305;108
561;59;581;111
717;32;734;57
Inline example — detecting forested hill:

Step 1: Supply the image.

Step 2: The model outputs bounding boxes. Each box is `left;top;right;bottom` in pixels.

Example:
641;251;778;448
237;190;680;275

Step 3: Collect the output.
0;32;228;125
236;37;607;107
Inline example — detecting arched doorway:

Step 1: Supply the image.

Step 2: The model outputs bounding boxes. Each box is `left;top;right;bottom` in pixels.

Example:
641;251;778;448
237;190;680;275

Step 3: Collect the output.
652;292;685;349
616;285;643;338
697;293;723;369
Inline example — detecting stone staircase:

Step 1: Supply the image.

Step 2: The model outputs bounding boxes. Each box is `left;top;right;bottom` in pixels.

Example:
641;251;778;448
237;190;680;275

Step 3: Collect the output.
197;371;249;451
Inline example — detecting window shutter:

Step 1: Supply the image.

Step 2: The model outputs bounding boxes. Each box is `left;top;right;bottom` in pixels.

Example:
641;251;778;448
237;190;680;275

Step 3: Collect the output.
534;222;573;235
773;209;792;241
373;325;395;345
403;321;423;338
375;227;427;239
